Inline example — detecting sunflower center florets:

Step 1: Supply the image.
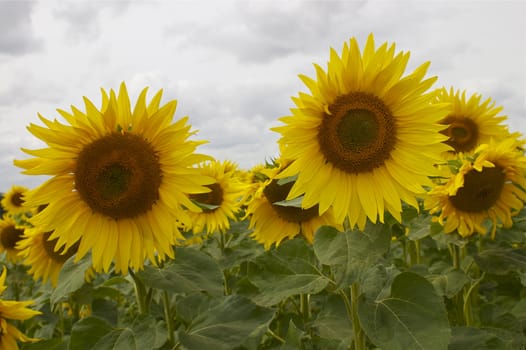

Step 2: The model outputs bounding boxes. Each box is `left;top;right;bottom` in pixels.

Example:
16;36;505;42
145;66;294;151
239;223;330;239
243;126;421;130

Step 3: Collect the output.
440;116;479;153
450;166;505;212
0;225;24;249
42;231;80;264
264;179;319;222
190;183;223;213
75;132;162;220
11;193;24;207
318;92;397;174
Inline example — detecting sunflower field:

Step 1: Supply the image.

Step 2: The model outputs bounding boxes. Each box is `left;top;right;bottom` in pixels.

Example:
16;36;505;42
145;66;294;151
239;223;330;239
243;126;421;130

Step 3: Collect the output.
1;34;526;350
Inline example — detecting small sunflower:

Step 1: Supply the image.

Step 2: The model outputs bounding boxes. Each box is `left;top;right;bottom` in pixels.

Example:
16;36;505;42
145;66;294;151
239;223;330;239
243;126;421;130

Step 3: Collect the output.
1;186;28;216
187;160;247;235
17;228;79;287
425;138;526;238
435;87;513;156
0;216;25;263
15;83;213;273
246;161;342;249
0;268;41;349
272;34;450;229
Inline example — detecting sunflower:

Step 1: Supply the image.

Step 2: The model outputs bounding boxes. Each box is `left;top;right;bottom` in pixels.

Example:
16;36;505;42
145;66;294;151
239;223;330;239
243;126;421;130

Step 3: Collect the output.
435;87;514;156
0;216;25;263
187;160;247;235
246;161;342;249
425;138;526;238
272;34;450;229
17;228;79;287
0;268;41;349
14;83;213;273
1;186;28;216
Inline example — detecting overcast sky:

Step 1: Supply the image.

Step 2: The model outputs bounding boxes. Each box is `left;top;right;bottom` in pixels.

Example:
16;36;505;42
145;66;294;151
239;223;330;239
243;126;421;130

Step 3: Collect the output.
0;0;525;191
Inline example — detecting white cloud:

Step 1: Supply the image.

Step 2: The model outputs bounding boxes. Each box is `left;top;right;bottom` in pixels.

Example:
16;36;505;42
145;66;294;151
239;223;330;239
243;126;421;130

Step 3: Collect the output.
0;0;524;191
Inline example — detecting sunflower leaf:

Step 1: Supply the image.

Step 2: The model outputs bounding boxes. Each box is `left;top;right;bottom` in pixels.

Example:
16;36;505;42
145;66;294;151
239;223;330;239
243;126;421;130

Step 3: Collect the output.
272;196;304;208
50;253;93;305
191;200;221;211
177;295;274;350
276;174;298;185
358;272;451;350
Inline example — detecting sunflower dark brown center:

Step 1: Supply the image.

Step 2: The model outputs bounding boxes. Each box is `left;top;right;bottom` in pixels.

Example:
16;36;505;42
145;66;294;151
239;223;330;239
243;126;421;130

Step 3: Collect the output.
449;166;505;212
75;132;162;220
0;225;24;250
189;183;223;213
42;231;79;264
264;179;319;222
11;192;24;207
440;116;479;153
318;92;397;173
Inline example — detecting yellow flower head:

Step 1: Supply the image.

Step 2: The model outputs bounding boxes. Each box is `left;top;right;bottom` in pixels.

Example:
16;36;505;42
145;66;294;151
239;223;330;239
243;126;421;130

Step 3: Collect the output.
15;83;213;274
17;228;79;287
272;34;450;229
187;160;247;235
246;160;342;249
0;216;25;263
0;268;41;349
425;138;526;237
435;87;515;156
1;186;28;216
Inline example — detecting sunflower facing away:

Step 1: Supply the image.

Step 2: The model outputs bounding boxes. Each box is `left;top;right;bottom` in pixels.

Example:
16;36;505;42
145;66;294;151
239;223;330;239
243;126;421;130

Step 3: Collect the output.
15;83;213;273
425;138;526;238
0;215;25;263
0;268;41;350
246;161;342;249
435;87;514;156
187;160;247;235
272;34;450;229
1;186;28;216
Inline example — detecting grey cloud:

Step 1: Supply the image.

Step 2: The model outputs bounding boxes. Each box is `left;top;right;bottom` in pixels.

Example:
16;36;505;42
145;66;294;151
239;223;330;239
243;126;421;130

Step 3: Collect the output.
0;2;43;55
53;1;131;43
165;1;367;64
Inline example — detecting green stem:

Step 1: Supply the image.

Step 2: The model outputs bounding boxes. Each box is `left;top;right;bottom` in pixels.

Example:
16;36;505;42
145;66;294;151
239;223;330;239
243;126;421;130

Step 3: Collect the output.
299;294;311;322
129;268;149;315
350;283;366;350
463;272;485;327
163;290;176;346
266;328;286;344
414;239;421;265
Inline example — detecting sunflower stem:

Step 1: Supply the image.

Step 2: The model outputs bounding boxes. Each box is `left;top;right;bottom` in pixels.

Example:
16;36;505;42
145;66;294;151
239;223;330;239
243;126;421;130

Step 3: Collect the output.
162;290;176;345
299;293;311;322
129;268;149;315
350;282;366;350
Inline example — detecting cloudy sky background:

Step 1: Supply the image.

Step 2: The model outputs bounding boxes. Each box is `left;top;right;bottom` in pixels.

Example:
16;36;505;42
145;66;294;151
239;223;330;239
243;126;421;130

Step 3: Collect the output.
0;0;525;191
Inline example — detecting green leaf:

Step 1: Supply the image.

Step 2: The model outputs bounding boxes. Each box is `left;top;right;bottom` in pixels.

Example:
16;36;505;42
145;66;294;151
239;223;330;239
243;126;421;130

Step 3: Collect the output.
51;253;93;305
474;248;526;275
272;195;304;208
280;320;303;350
248;238;329;306
21;338;68;350
276;174;298;185
313;223;391;287
177;295;274;350
358;272;451;350
406;215;433;240
69;317;114;350
137;247;224;296
449;326;524;350
427;269;469;298
311;294;353;342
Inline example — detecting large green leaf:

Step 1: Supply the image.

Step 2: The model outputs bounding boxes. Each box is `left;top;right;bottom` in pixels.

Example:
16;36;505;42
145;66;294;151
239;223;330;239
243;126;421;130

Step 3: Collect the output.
358;272;451;350
136;247;224;296
427;269;469;298
51;253;93;305
313;223;391;287
474;248;526;275
177;295;274;350
248;238;329;306
311;294;353;343
68;315;166;350
449;326;524;350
